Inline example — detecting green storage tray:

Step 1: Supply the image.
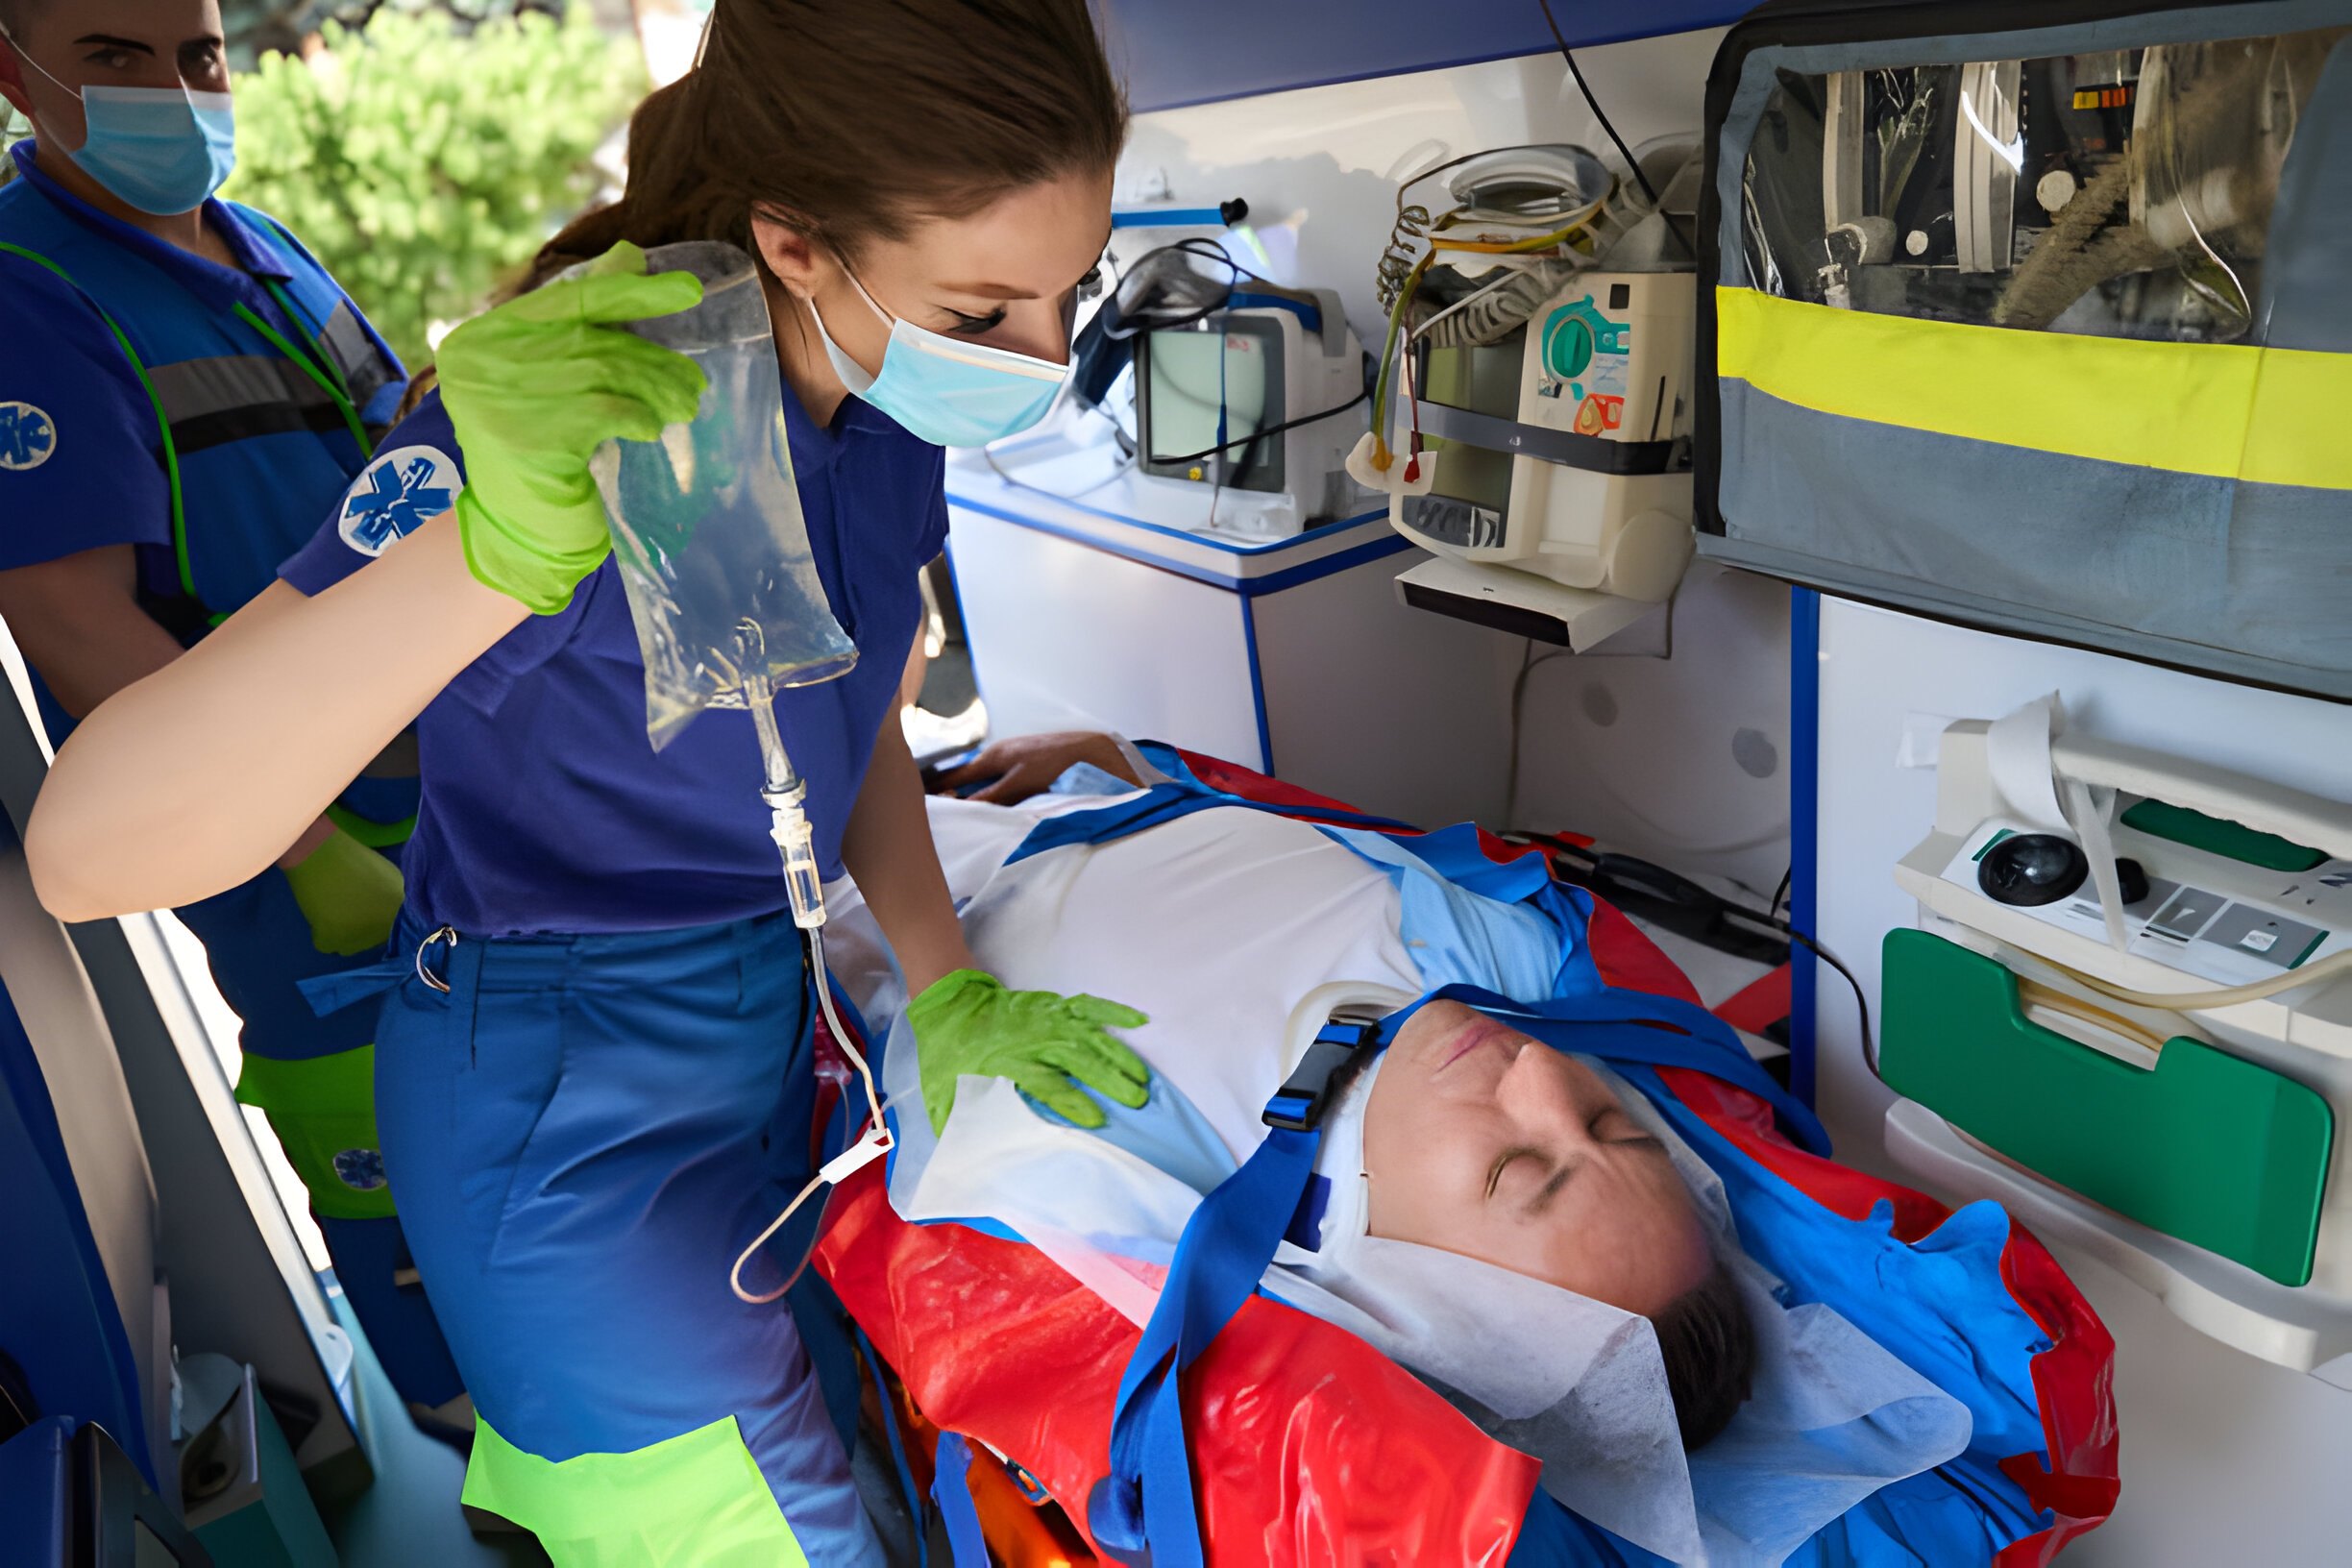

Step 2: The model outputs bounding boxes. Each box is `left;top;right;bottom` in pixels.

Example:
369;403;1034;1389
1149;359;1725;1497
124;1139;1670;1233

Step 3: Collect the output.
1880;928;2333;1286
2119;797;2327;872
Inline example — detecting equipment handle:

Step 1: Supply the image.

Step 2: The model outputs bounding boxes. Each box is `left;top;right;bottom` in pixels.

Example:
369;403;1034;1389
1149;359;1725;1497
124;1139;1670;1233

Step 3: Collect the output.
2050;732;2352;861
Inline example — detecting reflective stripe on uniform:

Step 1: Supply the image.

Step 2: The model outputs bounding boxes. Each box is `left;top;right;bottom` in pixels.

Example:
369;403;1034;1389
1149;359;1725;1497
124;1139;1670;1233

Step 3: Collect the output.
1714;284;2352;492
150;353;331;419
150;352;351;454
320;299;391;409
462;1415;812;1568
171;400;356;455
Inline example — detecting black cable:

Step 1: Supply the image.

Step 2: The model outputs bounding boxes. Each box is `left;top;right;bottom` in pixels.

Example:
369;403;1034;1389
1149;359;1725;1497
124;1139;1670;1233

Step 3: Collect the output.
979;438;1138;504
1720;903;1874;1075
1535;0;1661;209
1510;833;1878;1075
1501;828;1596;868
1106;234;1372;466
1142;383;1370;466
1769;867;1792;921
1086;396;1137;458
1787;928;1876;1078
1100;237;1279;341
1504;642;1576;828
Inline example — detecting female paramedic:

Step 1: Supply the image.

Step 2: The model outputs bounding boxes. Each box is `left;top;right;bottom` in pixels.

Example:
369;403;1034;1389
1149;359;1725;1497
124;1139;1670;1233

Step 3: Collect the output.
0;2;465;1423
26;1;1145;1562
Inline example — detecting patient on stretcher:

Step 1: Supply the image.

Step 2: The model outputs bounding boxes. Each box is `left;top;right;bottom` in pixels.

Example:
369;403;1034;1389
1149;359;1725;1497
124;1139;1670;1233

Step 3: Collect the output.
834;782;1979;1565
1364;999;1752;1442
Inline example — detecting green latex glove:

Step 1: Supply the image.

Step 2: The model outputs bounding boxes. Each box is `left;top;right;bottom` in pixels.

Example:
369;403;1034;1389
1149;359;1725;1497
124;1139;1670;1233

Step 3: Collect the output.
437;240;708;614
908;969;1151;1135
282;826;405;957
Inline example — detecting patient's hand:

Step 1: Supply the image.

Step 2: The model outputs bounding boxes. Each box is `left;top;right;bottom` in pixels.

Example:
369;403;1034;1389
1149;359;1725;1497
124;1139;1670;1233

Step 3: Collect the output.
927;731;1140;805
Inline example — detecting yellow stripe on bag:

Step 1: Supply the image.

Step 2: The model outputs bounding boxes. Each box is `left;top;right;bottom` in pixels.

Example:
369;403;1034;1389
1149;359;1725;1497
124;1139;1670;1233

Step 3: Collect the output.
2242;348;2352;491
1715;286;2352;492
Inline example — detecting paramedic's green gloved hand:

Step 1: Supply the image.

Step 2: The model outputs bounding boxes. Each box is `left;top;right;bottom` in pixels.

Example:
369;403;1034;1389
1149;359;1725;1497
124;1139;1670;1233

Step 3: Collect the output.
908;969;1150;1136
436;240;707;615
281;825;404;957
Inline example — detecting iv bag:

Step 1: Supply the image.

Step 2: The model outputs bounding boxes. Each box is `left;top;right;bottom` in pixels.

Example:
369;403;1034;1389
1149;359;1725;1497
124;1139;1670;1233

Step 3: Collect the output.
588;241;858;748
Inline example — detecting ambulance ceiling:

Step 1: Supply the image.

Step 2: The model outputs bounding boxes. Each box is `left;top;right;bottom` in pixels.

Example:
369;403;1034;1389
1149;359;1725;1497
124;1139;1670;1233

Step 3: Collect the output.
1096;0;1749;113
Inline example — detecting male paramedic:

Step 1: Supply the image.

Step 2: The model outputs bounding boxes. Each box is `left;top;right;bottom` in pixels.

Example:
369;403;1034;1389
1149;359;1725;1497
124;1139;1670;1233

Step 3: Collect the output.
0;0;461;1424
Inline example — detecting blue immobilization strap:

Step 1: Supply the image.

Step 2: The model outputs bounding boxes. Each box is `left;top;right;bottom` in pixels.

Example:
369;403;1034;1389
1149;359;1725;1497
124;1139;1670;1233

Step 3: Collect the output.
1090;1014;1409;1564
1003;780;1417;868
1090;1118;1324;1566
931;1433;991;1567
1262;1018;1381;1132
1088;981;1827;1563
855;1327;926;1568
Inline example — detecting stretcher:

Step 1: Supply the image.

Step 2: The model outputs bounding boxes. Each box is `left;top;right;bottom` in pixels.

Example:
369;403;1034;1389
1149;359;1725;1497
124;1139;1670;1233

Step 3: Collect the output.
811;749;2119;1566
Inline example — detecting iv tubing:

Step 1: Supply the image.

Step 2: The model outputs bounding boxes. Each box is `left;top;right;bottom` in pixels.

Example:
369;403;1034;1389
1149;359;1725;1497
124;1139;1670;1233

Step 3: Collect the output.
729;926;894;1306
742;662;828;931
724;632;894;1303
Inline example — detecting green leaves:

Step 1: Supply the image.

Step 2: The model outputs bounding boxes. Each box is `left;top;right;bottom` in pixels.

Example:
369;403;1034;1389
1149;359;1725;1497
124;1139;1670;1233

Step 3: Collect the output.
220;4;644;370
221;3;576;70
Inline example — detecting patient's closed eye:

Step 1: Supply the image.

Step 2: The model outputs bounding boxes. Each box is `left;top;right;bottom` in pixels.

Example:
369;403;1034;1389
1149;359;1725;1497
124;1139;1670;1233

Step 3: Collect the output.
1488;1149;1579;1214
1595;1107;1659;1147
1485;1111;1665;1208
1487;1146;1545;1199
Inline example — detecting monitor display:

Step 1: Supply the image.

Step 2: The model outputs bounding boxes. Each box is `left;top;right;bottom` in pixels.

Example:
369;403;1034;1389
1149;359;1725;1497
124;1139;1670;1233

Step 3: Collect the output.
1139;316;1286;494
1399;334;1522;549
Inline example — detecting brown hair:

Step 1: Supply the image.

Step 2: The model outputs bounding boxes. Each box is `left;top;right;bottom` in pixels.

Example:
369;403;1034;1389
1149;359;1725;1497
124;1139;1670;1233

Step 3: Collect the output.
0;1;50;47
533;0;1126;286
1653;1261;1757;1450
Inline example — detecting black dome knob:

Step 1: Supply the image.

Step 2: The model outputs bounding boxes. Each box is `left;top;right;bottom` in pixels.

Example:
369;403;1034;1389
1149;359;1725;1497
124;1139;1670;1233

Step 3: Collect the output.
1978;833;2091;907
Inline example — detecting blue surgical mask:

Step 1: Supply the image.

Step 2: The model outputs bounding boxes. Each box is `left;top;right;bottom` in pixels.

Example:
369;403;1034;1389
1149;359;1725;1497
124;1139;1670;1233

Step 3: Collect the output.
804;268;1070;448
11;38;236;216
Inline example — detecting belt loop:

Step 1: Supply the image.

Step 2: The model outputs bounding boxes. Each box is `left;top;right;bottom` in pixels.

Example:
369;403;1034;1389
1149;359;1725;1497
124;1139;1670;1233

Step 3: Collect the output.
415;925;458;994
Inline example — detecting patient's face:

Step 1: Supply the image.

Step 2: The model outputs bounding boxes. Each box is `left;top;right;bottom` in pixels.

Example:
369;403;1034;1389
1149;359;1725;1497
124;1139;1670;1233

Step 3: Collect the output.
1360;1003;1713;1316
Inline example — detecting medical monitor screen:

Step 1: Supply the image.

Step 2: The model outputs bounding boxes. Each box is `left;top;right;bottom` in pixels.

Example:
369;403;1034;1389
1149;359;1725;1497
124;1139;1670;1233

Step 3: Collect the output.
1139;316;1286;494
1399;336;1519;550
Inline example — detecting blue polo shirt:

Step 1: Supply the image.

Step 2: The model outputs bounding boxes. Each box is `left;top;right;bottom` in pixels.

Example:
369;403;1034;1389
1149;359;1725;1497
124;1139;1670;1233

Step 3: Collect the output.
0;138;405;731
1;138;404;611
281;386;947;937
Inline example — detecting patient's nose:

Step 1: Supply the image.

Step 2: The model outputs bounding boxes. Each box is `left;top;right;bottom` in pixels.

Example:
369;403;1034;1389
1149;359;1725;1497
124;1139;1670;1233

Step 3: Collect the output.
1495;1041;1590;1141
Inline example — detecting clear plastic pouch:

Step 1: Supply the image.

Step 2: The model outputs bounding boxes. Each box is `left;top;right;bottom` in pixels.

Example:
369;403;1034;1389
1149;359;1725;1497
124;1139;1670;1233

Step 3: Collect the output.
1739;25;2348;341
587;241;858;749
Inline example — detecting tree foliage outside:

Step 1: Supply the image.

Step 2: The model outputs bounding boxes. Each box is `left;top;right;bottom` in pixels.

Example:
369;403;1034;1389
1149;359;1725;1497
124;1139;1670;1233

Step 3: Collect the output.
220;4;643;368
223;1;575;66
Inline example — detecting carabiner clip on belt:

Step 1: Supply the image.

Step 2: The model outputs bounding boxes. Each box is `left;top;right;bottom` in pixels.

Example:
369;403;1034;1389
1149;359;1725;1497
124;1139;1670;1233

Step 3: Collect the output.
414;925;458;994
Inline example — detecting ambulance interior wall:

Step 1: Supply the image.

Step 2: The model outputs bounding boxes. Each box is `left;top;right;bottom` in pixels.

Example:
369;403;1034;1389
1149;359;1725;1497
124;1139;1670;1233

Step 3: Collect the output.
1116;29;2352;1559
1813;599;2352;1564
1107;29;1794;900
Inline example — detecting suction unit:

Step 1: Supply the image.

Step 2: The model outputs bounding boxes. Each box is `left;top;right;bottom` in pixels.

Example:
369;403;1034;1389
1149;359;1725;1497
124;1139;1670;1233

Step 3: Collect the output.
1881;703;2352;1379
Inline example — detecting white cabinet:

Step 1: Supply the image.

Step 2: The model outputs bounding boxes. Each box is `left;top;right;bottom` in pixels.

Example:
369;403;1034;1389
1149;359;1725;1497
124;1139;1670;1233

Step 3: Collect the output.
945;453;1518;829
